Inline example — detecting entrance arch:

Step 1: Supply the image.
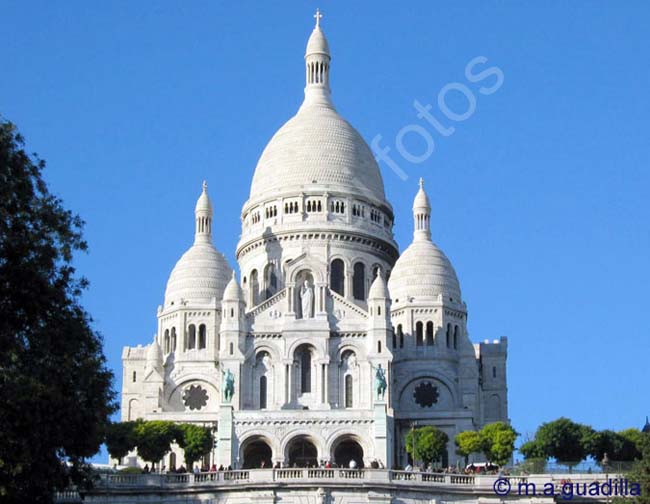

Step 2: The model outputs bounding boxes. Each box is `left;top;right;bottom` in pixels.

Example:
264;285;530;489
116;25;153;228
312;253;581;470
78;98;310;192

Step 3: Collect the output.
286;436;318;468
332;437;365;468
241;437;273;469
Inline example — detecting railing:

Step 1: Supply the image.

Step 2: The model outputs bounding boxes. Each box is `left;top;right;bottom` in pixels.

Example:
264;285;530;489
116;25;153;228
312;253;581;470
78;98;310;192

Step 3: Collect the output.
91;469;618;493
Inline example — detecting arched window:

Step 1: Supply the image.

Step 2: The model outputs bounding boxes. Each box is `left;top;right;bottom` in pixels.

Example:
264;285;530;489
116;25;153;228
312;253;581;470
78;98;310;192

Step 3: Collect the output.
169;452;176;471
299;347;312;394
377;340;382;353
198;324;206;349
132;371;137;383
426;322;434;346
453;325;459;350
392;328;397;349
171;328;176;351
229;342;234;355
345;374;353;408
264;263;277;300
188;324;196;350
164;329;170;353
260;376;268;409
416;321;424;346
352;263;365;300
492;366;497;378
330;259;345;296
446;323;451;348
398;324;404;348
250;269;259;306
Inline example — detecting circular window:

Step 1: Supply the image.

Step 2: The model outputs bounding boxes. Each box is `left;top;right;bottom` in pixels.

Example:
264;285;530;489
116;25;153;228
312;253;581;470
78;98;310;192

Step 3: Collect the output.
413;382;439;408
183;384;209;411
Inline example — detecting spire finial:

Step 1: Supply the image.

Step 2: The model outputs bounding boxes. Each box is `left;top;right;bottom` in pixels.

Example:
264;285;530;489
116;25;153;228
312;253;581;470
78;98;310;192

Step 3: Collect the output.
419;177;424;190
314;8;323;27
202;180;207;192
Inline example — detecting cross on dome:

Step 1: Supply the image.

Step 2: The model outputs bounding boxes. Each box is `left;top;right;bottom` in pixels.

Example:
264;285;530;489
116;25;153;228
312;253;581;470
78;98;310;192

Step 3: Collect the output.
202;180;208;192
314;8;323;27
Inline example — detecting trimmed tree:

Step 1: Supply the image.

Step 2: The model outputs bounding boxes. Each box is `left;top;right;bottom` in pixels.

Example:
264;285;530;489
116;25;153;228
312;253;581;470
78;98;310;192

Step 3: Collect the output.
177;424;214;468
105;420;141;464
406;426;449;467
455;430;482;466
0;120;116;503
480;422;518;466
535;417;592;469
133;421;180;468
613;432;650;504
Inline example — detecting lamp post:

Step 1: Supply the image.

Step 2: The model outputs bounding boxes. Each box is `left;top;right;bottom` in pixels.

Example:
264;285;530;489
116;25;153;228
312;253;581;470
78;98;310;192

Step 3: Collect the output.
410;420;418;469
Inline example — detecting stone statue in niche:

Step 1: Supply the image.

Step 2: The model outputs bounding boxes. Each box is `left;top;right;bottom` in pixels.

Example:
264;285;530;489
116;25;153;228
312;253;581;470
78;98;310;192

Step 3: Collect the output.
300;280;314;319
222;369;235;403
372;363;387;400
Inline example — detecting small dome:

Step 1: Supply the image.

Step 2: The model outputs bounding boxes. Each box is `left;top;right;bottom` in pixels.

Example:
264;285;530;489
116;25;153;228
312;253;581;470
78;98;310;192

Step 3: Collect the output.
223;272;243;301
195;181;212;214
413;178;431;210
248;105;387;205
146;338;162;365
306;26;329;56
388;240;461;305
164;243;232;306
368;269;389;299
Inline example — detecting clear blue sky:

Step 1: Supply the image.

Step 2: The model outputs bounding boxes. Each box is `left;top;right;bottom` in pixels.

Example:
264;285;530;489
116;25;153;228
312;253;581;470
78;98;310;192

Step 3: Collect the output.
2;1;649;456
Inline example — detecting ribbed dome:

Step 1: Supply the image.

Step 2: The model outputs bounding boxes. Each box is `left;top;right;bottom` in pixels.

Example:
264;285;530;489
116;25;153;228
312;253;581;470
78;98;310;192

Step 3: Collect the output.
368;269;389;299
223;272;243;301
164;243;232;306
306;26;329;55
146;338;162;365
388;240;461;305
249;104;387;205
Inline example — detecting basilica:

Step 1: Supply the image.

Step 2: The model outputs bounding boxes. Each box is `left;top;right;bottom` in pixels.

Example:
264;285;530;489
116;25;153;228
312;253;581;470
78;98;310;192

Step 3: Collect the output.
120;14;508;471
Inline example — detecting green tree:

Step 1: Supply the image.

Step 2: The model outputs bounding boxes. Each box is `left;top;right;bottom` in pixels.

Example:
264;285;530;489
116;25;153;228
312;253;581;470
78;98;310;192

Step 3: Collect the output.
0;120;116;503
587;429;635;463
519;439;545;459
613;432;650;504
535;417;592;469
455;430;482;466
133;421;180;468
619;429;644;461
177;424;214;468
105;420;141;464
480;422;518;466
406;426;449;466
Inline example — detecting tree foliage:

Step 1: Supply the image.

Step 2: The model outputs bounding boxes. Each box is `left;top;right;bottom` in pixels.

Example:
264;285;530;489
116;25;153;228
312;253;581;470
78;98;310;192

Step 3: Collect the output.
105;420;141;462
0;120;116;503
176;424;214;467
614;432;650;504
133;421;180;467
455;430;482;465
480;422;518;466
531;417;593;467
405;426;449;466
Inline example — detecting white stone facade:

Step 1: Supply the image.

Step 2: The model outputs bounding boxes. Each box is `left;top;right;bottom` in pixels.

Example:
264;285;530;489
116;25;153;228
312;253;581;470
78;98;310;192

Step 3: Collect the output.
120;16;508;471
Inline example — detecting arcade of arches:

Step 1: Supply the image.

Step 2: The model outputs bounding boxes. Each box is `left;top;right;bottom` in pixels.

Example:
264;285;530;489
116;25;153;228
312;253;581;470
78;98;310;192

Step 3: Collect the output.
240;435;365;468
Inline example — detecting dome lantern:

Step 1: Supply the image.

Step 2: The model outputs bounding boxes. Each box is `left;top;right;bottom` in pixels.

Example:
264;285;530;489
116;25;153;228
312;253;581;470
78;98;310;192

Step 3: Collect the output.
194;181;213;244
303;9;333;109
413;178;432;241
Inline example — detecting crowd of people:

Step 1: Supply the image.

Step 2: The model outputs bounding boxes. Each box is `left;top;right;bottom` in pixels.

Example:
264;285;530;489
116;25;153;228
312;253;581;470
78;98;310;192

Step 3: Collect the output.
136;460;504;475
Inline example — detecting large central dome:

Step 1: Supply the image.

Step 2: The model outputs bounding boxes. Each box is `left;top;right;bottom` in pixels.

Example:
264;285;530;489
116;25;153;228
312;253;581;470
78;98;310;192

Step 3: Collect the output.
245;21;388;209
249;104;386;204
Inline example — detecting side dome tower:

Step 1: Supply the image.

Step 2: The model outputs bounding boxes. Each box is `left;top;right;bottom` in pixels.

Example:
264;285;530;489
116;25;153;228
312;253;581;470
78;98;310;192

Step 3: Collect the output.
164;182;233;307
388;179;462;307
